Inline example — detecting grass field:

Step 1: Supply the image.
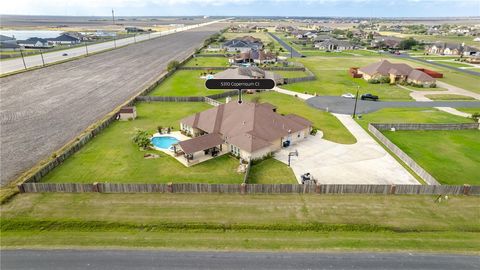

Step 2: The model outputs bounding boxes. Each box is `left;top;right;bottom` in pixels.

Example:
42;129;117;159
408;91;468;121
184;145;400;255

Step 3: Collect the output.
148;70;224;96
355;107;474;130
2;193;479;253
425;94;476;101
281;56;414;100
275;70;309;78
379;32;480;48
384;130;480;185
248;158;297;184
457;108;480;114
40;102;244;184
184;57;230;67
242;91;356;144
428;60;476;68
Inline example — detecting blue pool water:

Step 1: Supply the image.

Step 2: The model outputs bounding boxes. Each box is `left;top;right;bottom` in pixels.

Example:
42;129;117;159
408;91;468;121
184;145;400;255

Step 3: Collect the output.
151;136;179;149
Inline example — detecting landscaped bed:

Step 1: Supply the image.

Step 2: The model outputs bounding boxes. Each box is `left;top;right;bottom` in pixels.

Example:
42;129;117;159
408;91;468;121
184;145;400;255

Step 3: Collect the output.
383;130;480;185
40;102;244;184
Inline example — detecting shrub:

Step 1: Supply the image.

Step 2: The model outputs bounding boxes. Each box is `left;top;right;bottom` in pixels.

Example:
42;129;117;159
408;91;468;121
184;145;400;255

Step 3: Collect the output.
367;79;380;84
378;76;390;84
167;60;180;72
310;127;318;136
471;112;480;121
132;129;151;149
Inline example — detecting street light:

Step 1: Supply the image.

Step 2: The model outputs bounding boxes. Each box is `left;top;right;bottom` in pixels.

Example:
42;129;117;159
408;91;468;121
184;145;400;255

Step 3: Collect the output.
288;150;298;167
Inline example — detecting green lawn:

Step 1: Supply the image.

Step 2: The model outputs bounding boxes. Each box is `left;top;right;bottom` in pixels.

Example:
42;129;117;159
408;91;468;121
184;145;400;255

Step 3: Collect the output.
242;91;356;144
355;107;474;130
40;102;244;184
275;70;309;78
281;56;414;100
248;158;297;184
430;60;476;68
148;70;224;96
184;57;230;67
457;108;480;115
425;94;476;101
379;32;480;48
384;130;480;185
2;193;479;253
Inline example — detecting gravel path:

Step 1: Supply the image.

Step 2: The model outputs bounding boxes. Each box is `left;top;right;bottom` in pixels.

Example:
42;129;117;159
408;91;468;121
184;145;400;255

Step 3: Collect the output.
0;23;225;186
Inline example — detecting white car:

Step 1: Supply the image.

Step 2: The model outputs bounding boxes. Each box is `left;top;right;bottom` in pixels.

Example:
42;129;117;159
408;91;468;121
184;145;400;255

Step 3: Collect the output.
341;93;356;99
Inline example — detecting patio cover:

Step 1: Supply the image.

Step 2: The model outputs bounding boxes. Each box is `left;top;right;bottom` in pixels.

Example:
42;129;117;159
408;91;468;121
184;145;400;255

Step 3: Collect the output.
178;133;224;155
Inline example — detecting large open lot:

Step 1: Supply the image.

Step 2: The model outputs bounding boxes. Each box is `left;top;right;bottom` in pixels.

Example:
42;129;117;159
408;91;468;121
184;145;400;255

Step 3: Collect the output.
0;23;225;186
1;193;479;253
384;130;480;185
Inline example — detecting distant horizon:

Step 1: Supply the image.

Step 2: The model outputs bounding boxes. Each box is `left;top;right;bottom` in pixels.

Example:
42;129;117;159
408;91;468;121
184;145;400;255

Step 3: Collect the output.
2;0;479;18
1;14;480;20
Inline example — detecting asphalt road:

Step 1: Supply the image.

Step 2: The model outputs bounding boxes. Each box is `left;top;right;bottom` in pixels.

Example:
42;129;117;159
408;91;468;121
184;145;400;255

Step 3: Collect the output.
306;96;480;114
268;33;304;58
2;250;479;270
385;52;480;77
0;23;225;186
0;20;225;74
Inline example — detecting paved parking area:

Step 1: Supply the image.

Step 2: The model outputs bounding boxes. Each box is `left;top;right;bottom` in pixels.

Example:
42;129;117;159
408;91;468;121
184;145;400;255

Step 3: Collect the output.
275;114;419;185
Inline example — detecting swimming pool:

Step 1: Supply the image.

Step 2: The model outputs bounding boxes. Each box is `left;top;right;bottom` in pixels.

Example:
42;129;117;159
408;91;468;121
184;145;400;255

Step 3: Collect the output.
151;136;179;150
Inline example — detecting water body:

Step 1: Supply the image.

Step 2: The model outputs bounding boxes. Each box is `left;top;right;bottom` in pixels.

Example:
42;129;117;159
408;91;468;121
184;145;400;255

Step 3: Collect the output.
0;30;63;40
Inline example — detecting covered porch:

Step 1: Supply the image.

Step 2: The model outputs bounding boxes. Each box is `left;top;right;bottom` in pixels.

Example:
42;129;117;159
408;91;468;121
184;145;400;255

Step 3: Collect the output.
174;133;229;167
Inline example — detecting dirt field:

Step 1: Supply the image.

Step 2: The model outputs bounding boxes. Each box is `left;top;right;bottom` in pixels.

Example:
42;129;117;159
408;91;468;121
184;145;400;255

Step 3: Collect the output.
0;23;225;186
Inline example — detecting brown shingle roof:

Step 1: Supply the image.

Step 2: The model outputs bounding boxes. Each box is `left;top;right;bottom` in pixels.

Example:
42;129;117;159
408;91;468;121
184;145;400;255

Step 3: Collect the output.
407;69;435;82
181;102;311;153
359;60;413;76
178;133;224;154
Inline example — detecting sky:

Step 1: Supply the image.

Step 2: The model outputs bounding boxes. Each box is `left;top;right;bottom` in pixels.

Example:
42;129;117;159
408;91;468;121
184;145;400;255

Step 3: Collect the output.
1;0;480;17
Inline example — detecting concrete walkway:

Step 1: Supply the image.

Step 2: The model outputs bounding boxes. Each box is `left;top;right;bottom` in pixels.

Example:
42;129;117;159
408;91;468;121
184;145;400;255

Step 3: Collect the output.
272;86;313;100
274;113;419;185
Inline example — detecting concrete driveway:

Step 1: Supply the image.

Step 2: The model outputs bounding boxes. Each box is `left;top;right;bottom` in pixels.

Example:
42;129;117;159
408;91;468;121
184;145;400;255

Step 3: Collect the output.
275;114;419;185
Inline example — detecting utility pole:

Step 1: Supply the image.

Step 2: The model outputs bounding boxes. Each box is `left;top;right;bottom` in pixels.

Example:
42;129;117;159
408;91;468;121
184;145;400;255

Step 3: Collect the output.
84;40;89;55
19;49;27;70
113;35;117;48
40;50;45;66
352;86;360;119
134;33;137;43
112;9;115;25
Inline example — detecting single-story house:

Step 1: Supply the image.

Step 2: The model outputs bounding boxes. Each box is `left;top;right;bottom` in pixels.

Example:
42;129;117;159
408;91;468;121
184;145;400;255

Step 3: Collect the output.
125;27;145;33
0;35;17;45
0;42;22;51
229;49;277;64
17;37;52;48
314;38;354;51
47;34;81;45
425;42;479;56
178;101;312;163
358;59;436;86
371;36;402;49
213;66;284;85
223;36;263;52
118;106;137;120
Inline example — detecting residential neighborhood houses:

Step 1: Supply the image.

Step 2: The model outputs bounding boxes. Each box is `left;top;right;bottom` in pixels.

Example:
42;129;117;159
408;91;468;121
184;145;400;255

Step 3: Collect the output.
314;38;355;51
229;49;277;64
358;59;437;87
425;42;479;56
213;66;285;85
222;35;264;52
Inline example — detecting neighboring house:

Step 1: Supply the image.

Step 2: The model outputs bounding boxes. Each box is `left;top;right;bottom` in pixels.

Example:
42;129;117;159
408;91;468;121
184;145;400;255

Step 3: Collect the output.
314;38;354;51
178;101;312;163
0;42;22;51
371;36;402;49
118;106;137;121
465;55;480;64
17;37;52;48
0;34;17;45
222;36;263;52
474;37;480;42
275;25;296;33
425;42;479;56
48;34;81;45
229;49;277;64
213;66;284;85
358;59;436;86
125;27;145;33
313;35;333;43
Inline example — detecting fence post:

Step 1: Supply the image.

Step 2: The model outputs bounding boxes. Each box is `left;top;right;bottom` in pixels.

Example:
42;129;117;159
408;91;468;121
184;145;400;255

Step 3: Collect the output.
463;184;471;196
92;182;99;193
240;183;246;194
17;184;25;193
315;183;321;194
389;185;396;195
167;182;173;193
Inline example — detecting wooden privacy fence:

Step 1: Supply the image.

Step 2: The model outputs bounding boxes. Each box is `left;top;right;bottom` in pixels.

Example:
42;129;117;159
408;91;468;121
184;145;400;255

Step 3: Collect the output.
136;90;238;103
18;183;478;195
371;123;479;131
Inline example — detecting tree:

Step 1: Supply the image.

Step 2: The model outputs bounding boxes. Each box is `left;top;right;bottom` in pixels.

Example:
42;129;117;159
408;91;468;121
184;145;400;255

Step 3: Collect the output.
132;129;151;149
346;31;354;39
367;32;374;40
167;60;180;72
399;37;418;50
218;36;225;42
